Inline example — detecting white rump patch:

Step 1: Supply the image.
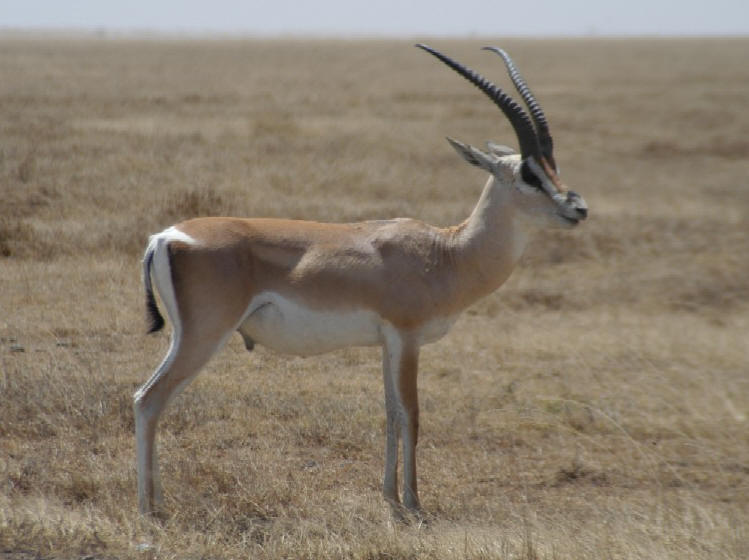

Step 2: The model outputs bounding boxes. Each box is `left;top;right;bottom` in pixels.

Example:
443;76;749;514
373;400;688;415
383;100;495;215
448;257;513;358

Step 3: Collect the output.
157;226;199;246
134;225;198;404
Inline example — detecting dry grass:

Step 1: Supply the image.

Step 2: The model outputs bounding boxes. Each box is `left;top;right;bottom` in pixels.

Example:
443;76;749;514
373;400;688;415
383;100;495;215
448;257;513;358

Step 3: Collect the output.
1;36;748;559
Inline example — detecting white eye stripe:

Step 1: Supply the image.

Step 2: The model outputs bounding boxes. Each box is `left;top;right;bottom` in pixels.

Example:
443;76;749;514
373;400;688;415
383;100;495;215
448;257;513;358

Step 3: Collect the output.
521;161;544;189
523;160;546;191
525;157;563;198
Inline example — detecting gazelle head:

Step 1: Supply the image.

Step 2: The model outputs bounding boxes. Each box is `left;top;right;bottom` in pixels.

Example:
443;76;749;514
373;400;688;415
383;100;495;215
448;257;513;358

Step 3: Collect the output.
417;44;588;229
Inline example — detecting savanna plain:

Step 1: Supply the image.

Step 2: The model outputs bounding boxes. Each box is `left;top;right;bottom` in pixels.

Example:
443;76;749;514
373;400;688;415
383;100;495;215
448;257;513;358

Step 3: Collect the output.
1;36;748;559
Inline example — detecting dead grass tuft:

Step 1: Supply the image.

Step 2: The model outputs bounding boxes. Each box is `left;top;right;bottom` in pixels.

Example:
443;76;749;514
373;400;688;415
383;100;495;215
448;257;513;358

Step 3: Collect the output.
16;151;36;184
160;187;236;223
643;138;749;160
0;220;32;258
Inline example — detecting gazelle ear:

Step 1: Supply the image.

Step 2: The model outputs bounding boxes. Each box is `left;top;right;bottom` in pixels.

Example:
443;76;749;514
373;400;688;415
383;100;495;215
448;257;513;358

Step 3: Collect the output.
486;141;517;157
446;137;498;172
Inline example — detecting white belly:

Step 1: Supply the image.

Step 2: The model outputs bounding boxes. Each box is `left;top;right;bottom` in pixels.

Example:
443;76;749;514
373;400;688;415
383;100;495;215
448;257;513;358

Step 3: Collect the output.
238;292;460;357
238;292;382;356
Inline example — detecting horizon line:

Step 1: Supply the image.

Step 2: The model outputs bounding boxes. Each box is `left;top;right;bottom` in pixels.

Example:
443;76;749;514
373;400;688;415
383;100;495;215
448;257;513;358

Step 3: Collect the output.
2;26;748;41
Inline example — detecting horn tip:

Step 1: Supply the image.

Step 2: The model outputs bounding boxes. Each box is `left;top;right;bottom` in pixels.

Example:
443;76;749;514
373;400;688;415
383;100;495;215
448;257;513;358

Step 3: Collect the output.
483;46;508;56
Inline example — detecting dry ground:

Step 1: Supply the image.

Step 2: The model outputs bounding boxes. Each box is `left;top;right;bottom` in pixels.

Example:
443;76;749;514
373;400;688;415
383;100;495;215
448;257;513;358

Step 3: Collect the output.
1;36;748;559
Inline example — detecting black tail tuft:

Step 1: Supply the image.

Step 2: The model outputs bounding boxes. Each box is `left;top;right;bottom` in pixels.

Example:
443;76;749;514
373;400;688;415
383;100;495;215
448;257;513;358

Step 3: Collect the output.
146;289;165;333
143;244;165;333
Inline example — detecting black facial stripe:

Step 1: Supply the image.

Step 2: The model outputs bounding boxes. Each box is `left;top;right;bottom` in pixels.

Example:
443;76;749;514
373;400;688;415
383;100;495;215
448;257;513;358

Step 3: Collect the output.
521;160;544;189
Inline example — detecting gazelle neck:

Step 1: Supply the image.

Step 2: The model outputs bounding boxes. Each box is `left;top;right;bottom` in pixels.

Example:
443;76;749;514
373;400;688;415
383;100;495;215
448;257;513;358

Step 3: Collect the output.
449;174;534;304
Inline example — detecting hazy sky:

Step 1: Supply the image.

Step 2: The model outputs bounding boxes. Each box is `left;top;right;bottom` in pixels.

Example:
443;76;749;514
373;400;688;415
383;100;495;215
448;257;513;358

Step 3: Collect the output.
3;0;748;36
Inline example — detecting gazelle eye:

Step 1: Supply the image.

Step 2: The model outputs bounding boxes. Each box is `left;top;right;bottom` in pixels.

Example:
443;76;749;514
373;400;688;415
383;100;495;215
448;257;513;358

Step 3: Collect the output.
521;160;543;189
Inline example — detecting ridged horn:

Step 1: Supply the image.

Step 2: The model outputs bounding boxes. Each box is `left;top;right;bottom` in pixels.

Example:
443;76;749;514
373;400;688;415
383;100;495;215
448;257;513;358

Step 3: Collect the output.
482;46;555;169
415;44;541;161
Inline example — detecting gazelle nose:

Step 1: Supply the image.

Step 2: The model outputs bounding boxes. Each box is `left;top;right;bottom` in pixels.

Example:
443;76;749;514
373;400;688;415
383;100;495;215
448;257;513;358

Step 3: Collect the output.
576;206;588;219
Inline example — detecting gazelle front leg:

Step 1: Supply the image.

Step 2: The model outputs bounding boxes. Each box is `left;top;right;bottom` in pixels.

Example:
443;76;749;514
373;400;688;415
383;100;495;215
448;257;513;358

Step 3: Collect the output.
381;327;421;513
382;344;400;508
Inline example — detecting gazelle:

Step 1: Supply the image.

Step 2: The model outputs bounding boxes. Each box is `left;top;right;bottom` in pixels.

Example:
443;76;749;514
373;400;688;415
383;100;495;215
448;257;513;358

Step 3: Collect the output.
134;44;588;517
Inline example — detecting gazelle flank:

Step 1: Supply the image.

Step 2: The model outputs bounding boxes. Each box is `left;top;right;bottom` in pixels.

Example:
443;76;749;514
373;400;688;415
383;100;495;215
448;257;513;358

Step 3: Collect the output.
134;44;588;518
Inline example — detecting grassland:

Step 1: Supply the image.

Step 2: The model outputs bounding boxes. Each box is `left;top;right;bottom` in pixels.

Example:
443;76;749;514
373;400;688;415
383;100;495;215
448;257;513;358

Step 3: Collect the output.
0;36;748;559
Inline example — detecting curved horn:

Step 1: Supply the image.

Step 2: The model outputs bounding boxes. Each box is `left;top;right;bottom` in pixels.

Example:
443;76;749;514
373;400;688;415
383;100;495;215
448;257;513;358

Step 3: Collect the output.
482;46;555;168
416;44;541;161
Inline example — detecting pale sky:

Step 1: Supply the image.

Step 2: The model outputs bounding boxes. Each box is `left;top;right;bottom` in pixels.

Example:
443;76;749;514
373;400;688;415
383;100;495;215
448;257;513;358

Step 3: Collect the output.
2;0;748;37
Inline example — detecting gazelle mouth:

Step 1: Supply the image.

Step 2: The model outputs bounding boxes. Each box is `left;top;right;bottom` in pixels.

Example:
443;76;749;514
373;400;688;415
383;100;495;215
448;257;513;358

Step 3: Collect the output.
560;215;580;226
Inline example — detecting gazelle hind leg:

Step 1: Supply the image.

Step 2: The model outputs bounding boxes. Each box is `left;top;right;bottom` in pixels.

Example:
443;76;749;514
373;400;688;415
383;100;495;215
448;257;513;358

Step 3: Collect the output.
135;234;182;515
134;340;175;516
134;326;230;515
135;234;242;515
